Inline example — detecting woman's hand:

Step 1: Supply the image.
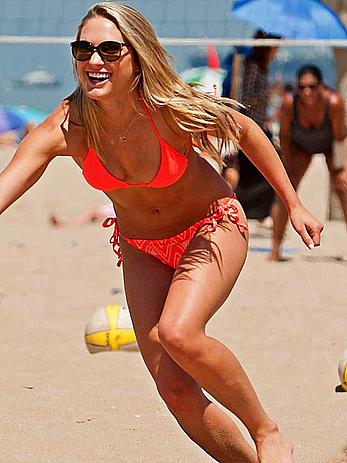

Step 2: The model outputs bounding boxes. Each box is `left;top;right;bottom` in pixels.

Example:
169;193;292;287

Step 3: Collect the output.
288;205;324;249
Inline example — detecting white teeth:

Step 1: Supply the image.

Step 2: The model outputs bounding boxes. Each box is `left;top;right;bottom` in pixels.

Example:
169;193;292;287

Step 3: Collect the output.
87;72;111;79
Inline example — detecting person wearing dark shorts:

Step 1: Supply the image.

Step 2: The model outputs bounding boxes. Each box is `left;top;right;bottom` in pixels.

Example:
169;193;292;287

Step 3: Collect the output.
270;64;347;261
236;30;280;221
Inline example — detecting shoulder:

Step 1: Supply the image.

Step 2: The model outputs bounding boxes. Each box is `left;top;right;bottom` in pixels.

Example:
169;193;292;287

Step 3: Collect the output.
61;97;83;126
228;107;260;136
281;92;294;109
326;88;345;110
159;104;191;141
21;100;87;159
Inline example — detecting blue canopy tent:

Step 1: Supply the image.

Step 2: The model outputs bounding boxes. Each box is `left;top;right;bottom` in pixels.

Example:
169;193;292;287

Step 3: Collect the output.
232;0;347;39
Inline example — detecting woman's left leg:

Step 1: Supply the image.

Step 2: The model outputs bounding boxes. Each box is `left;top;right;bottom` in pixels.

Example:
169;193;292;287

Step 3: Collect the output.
158;206;293;463
325;154;347;225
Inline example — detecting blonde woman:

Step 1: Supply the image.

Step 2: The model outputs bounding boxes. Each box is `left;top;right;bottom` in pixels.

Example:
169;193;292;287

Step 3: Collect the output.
0;3;323;462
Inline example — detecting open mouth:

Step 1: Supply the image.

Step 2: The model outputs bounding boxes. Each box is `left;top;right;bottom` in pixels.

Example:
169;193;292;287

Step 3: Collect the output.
87;72;112;84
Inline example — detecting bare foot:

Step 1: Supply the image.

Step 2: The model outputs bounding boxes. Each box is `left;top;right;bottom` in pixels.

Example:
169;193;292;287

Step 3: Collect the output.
267;253;292;262
256;428;294;463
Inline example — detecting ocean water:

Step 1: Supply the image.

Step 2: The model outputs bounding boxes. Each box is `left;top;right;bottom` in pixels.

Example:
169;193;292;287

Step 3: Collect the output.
0;43;75;113
0;42;336;114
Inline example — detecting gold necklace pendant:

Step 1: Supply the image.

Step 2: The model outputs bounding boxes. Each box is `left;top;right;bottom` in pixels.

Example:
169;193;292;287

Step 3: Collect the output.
110;104;141;145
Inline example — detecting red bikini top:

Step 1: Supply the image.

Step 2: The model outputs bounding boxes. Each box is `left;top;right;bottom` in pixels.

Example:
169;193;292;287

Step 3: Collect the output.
82;101;191;191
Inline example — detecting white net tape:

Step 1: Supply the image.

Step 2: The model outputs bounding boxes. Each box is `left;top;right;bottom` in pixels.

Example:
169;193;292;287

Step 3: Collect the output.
0;36;346;47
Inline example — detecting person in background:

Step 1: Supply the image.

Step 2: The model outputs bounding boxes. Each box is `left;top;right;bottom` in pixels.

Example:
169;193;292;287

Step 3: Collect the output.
270;64;347;261
0;130;18;146
235;30;281;224
0;121;37;146
222;145;240;190
196;136;240;190
0;3;323;461
266;81;295;150
49;203;115;227
18;121;37;140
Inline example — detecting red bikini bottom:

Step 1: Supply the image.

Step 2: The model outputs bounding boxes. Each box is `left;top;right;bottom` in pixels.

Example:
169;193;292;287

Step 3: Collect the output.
102;197;248;269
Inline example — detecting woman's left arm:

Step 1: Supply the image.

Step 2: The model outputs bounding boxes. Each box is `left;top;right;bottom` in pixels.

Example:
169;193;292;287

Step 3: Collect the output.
329;92;345;142
329;92;347;189
231;109;324;248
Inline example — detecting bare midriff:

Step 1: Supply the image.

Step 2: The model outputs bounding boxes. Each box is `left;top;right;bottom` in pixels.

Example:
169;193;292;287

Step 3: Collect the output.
104;150;234;240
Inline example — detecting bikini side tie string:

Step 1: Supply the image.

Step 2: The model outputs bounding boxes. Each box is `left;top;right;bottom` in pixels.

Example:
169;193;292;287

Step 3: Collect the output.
102;217;122;267
205;198;248;237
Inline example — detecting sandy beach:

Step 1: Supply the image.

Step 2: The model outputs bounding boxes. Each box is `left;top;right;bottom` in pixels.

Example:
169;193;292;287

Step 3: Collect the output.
1;146;346;463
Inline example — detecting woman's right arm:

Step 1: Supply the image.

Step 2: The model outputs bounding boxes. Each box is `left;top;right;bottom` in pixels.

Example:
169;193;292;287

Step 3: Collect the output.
0;106;70;215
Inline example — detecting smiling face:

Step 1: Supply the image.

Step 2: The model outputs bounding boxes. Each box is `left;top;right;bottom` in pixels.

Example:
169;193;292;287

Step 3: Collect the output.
75;16;135;102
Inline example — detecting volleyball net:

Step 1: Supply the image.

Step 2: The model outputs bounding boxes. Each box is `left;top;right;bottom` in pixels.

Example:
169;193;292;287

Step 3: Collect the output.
0;36;347;47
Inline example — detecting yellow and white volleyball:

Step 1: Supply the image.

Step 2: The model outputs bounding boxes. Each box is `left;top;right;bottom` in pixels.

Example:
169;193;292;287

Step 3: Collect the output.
85;304;138;353
337;348;347;392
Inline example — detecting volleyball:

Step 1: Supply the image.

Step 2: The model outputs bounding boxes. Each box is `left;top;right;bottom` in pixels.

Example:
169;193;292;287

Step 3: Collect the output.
85;304;138;353
337;348;347;392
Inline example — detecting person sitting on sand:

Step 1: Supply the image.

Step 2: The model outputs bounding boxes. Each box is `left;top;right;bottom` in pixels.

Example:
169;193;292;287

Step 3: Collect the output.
49;202;115;227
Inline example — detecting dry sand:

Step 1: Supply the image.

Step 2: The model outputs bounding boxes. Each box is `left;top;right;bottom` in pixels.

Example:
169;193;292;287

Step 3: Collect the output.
1;147;346;463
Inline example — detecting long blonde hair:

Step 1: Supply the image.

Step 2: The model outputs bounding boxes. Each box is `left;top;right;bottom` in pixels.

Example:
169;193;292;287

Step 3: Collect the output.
70;2;240;164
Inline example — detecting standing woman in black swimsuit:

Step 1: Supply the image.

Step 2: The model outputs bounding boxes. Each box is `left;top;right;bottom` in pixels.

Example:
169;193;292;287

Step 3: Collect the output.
270;65;347;261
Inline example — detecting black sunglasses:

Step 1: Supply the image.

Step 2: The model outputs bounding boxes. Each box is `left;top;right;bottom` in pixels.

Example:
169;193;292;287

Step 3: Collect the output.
298;83;319;91
70;40;126;62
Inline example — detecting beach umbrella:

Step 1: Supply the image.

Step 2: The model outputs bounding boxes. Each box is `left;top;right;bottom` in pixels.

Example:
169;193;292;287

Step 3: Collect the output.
0;105;48;134
4;106;48;125
180;45;227;96
180;67;227;96
0;107;27;134
232;0;347;39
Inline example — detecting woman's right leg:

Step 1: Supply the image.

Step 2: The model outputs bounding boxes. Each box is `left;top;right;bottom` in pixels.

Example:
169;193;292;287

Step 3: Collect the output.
121;239;257;463
270;148;312;261
325;154;347;225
